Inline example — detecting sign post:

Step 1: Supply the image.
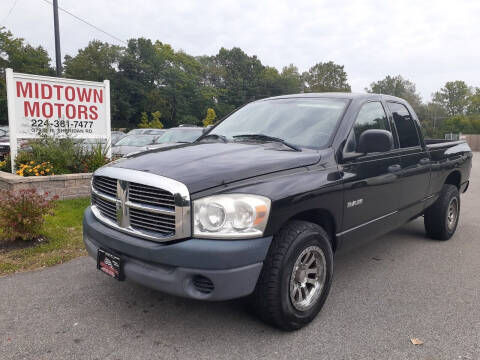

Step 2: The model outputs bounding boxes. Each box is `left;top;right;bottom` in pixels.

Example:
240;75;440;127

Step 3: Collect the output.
5;69;111;174
5;69;18;174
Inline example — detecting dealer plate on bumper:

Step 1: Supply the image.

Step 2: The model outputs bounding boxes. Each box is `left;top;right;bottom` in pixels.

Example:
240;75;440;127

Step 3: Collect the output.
97;249;124;281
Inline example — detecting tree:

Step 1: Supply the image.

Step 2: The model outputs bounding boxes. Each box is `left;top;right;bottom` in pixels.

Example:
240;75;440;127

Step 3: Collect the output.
63;40;130;126
138;112;150;128
0;27;54;124
467;88;480;115
138;111;164;128
432;81;472;116
202;108;216;127
149;111;164;129
303;61;351;92
366;75;422;112
279;64;304;94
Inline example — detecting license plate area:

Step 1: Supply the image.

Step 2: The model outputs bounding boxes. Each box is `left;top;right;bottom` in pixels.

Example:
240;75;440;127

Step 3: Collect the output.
97;249;124;281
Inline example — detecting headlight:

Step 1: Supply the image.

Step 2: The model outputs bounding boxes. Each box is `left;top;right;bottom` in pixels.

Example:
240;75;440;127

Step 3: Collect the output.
193;194;271;239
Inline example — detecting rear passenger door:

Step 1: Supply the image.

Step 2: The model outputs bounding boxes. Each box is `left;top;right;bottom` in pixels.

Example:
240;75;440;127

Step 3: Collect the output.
386;101;431;219
340;101;403;240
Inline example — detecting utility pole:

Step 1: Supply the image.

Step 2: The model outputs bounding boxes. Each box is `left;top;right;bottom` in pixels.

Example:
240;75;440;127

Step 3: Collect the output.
53;0;62;76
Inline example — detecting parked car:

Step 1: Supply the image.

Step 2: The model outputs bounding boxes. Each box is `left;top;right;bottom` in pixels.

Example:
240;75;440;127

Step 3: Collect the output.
127;128;166;136
151;126;203;146
0;127;9;159
111;131;126;145
111;134;159;158
84;93;472;330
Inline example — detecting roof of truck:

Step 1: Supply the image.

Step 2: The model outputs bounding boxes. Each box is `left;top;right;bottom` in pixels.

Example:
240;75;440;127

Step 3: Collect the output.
261;92;406;102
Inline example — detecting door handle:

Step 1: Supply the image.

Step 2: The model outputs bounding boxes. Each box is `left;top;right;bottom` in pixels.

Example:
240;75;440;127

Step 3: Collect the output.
419;158;430;165
388;164;402;172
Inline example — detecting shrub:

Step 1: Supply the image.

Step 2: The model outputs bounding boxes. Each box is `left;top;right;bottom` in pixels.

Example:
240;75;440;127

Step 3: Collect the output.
0;189;58;242
82;143;110;172
0;154;12;172
25;136;84;174
14;133;111;175
16;161;54;177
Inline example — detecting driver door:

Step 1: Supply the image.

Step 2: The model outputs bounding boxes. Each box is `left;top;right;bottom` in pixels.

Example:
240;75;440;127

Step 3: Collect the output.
339;101;403;242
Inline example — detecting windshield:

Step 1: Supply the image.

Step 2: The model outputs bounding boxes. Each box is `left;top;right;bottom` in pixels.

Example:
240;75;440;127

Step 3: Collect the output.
209;98;349;149
115;135;157;146
143;129;165;135
128;129;145;135
155;128;203;143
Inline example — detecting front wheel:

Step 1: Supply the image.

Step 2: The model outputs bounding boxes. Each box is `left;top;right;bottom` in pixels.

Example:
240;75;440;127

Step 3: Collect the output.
252;220;333;330
424;184;460;240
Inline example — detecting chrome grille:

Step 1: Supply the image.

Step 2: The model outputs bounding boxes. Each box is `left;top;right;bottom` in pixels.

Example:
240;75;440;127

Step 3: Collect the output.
130;208;175;235
90;167;191;242
92;176;117;197
129;182;175;210
91;193;117;222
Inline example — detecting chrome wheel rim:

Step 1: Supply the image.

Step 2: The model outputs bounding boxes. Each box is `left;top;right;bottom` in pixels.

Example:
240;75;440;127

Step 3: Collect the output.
447;197;458;231
289;245;326;311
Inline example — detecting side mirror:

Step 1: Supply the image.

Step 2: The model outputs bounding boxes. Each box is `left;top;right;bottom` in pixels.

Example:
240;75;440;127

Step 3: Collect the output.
357;129;393;154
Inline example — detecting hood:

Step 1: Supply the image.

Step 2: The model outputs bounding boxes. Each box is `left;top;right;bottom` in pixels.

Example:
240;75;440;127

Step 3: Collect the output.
108;142;321;193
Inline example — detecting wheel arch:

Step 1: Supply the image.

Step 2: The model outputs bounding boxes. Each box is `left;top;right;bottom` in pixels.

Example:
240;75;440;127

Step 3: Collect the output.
445;170;461;189
288;209;338;252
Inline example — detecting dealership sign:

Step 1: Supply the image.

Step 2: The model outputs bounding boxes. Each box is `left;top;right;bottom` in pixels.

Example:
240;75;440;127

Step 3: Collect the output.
5;68;111;172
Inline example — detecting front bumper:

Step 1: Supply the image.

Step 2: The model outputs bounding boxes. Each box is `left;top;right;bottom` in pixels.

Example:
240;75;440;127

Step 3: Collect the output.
83;207;272;300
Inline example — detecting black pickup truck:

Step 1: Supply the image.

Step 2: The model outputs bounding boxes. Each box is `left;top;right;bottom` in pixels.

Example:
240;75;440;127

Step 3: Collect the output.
83;93;472;330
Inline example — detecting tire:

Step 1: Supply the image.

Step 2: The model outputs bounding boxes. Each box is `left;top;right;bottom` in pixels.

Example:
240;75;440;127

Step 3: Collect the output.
252;220;333;331
424;184;460;241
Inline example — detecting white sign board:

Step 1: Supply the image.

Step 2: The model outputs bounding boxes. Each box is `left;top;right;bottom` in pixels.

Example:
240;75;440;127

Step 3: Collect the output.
5;68;111;173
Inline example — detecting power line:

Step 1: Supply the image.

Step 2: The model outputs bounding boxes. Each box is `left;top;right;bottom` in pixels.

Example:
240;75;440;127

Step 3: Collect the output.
1;0;20;25
40;0;127;45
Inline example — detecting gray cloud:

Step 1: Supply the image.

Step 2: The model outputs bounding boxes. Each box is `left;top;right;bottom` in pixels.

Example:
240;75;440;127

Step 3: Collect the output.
2;0;479;100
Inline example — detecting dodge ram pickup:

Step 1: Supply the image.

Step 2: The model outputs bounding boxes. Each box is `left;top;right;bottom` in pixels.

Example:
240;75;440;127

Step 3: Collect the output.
83;93;472;330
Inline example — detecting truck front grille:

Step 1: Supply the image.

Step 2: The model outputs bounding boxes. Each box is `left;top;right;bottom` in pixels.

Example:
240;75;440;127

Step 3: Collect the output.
129;182;175;210
91;193;117;222
129;207;175;235
90;169;191;242
92;176;117;197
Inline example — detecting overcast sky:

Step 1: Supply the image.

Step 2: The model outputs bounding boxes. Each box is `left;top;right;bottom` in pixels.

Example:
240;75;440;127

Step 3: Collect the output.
1;0;479;101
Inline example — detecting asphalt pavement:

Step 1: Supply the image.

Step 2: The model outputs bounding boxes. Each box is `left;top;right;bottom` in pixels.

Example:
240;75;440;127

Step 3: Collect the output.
1;154;479;360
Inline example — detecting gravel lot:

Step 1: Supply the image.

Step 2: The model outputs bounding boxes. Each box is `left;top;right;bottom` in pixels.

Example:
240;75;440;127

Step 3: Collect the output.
1;154;479;360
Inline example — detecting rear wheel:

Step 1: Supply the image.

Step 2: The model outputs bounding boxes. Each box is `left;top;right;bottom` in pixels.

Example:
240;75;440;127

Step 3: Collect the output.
252;220;333;330
424;184;460;240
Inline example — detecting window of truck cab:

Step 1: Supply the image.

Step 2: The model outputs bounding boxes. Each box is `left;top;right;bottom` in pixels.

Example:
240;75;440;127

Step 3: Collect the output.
386;102;421;149
343;101;394;155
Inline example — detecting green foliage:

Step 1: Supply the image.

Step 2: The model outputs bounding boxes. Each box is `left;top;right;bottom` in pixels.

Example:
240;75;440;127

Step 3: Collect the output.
366;75;422;113
20;136;84;174
138;111;164;128
82;143;110;173
14;134;109;175
441;115;480;135
0;27;54;125
150;111;164;128
202;108;216;127
138;112;150;128
0;154;10;172
303;61;351;92
2;25;479;139
432;81;472;116
0;189;58;242
0;197;90;275
180;115;200;126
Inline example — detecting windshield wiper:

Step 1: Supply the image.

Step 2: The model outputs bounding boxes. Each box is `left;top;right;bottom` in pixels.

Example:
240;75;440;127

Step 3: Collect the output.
198;134;228;143
233;134;301;151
